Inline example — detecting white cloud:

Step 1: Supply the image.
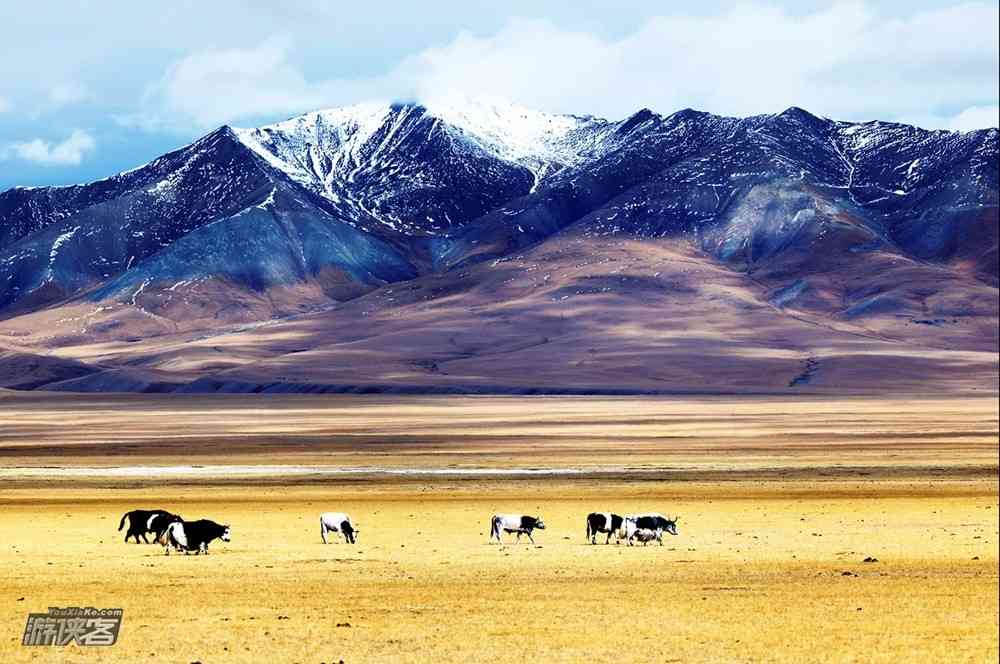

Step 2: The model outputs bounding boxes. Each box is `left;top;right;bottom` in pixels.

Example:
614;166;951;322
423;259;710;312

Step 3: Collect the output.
155;36;318;127
136;36;388;129
397;3;998;122
4;130;97;165
897;104;1000;131
0;96;10;113
133;2;999;129
48;82;91;108
946;105;999;131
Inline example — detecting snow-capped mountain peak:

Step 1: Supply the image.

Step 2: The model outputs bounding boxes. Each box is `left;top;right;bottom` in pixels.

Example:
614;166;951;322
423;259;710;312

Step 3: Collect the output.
421;97;610;171
225;98;617;233
232;98;611;198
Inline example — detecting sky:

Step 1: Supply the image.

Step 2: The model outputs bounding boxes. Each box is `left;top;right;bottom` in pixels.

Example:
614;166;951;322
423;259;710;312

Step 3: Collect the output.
0;1;997;189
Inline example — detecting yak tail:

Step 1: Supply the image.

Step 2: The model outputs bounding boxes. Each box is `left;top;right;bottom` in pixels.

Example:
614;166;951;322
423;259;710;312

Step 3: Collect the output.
118;511;131;531
586;519;592;541
489;516;499;541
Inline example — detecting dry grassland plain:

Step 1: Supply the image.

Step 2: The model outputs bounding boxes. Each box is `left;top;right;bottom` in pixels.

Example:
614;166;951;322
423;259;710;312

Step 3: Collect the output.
0;393;997;663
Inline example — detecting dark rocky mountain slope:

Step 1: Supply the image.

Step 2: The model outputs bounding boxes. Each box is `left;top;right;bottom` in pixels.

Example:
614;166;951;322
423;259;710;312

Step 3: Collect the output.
0;101;995;393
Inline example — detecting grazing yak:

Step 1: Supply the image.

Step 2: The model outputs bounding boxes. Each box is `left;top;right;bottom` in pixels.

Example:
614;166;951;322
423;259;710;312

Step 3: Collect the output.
118;509;182;543
630;528;661;546
622;513;679;546
586;512;624;544
160;519;231;555
490;514;545;544
320;512;358;544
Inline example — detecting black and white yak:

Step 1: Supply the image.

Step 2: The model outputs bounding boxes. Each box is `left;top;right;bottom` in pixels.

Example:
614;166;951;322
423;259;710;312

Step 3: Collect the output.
489;514;545;544
320;512;358;544
586;512;624;544
629;528;662;546
159;519;231;555
118;509;182;543
622;513;679;546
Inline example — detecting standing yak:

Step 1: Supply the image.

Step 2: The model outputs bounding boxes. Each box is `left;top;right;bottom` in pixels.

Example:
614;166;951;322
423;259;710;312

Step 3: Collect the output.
489;514;545;544
586;512;624;544
118;509;182;543
160;519;231;555
320;512;358;544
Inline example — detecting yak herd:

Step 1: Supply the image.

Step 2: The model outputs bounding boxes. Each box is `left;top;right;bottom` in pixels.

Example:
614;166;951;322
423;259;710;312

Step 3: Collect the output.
118;509;230;555
117;509;680;555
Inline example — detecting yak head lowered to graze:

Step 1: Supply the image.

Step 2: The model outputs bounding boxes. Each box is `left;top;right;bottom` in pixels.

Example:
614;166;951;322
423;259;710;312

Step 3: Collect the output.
160;519;231;555
489;514;545;544
624;513;679;537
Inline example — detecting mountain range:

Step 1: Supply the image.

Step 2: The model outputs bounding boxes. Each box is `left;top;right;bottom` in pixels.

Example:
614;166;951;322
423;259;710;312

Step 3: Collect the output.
0;100;996;394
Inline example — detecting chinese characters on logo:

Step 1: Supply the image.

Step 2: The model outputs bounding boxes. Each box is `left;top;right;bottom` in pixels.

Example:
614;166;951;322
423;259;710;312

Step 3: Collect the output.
22;607;122;646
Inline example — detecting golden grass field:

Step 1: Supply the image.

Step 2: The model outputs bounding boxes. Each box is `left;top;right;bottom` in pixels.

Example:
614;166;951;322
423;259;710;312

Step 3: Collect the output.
0;393;997;663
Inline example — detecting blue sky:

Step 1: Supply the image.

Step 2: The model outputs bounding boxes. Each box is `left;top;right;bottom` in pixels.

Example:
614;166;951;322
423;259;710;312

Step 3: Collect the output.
1;1;997;190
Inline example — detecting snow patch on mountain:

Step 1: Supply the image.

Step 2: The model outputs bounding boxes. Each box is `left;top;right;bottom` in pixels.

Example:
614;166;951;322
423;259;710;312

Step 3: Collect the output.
426;98;611;182
39;226;80;283
49;226;78;264
231;99;613;206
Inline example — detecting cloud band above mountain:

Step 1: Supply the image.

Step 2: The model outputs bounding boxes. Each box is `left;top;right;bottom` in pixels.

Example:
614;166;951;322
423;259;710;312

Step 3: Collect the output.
2;130;96;166
0;1;996;188
136;3;998;131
